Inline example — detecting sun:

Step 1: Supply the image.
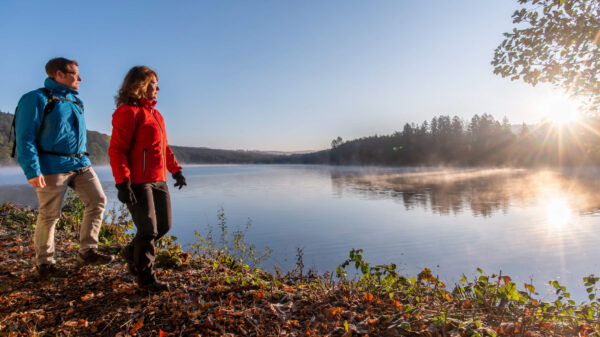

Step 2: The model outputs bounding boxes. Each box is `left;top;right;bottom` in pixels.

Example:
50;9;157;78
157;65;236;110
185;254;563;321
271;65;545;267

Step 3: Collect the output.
538;92;581;126
545;109;579;125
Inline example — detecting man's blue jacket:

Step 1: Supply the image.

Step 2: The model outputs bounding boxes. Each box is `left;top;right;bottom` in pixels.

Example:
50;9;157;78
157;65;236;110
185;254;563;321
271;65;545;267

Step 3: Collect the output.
16;78;91;180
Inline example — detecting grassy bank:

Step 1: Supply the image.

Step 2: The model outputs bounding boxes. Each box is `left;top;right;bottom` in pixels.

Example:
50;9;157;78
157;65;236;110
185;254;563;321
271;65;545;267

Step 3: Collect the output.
1;198;599;336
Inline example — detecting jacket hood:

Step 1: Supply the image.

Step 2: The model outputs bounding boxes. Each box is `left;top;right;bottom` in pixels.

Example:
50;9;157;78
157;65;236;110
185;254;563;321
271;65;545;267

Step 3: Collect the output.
140;98;157;109
44;77;78;95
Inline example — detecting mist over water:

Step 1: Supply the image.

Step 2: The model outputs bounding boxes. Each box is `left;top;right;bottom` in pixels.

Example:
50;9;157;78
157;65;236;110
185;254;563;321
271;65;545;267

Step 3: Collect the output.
2;164;599;301
332;167;600;217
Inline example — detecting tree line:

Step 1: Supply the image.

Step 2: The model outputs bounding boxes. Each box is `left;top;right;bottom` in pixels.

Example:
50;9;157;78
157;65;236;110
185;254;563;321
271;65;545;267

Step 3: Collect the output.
3;110;600;168
328;113;600;167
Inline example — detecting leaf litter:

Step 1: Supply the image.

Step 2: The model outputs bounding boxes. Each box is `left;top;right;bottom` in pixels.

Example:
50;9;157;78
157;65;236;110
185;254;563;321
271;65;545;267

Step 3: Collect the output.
1;201;600;336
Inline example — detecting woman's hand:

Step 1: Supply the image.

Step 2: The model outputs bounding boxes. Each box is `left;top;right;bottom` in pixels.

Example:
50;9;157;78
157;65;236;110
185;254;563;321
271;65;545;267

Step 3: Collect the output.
173;171;187;190
115;180;137;204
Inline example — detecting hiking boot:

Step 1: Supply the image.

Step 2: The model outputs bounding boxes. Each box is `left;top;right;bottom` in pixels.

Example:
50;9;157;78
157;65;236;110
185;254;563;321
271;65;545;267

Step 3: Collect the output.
77;248;114;265
139;279;170;292
37;263;68;280
119;246;136;275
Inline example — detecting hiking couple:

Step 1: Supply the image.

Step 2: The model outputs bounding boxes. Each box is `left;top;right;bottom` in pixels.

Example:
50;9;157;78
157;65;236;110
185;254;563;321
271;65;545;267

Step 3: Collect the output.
14;57;186;291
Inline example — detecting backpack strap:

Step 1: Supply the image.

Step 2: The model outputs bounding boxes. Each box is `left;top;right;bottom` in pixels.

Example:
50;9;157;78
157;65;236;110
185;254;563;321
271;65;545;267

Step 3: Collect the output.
36;88;87;158
37;150;89;158
9;108;18;158
11;88;87;159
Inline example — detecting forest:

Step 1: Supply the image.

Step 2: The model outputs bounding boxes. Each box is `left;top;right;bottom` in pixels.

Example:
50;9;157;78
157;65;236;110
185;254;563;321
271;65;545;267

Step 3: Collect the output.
327;113;600;167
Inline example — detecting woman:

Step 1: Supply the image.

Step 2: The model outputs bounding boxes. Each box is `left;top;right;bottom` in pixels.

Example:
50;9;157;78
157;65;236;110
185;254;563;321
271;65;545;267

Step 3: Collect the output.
108;66;186;291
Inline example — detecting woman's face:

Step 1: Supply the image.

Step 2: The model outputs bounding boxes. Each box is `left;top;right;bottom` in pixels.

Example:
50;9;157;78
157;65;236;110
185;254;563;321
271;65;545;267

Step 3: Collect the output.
144;75;159;100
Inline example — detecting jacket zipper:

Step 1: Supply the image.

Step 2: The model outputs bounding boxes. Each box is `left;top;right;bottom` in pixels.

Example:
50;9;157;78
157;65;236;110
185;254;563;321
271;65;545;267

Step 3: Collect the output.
143;149;146;172
150;108;167;180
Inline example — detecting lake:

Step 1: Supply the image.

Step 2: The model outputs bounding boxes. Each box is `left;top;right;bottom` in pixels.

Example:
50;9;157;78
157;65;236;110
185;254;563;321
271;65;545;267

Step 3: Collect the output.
1;164;600;301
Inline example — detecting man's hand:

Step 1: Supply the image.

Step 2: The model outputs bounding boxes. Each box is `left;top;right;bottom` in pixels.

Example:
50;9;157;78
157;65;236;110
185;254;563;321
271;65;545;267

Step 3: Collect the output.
28;175;46;188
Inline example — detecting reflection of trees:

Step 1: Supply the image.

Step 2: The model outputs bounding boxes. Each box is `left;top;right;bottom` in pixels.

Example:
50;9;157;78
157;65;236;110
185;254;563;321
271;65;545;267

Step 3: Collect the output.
331;168;600;217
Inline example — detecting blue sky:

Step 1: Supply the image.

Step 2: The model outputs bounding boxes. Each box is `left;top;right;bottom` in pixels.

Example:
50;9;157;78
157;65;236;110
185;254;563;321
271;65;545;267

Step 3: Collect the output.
0;1;581;151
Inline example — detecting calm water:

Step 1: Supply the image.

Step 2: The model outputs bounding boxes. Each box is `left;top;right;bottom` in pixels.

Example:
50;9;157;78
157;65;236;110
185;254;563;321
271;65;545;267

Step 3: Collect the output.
2;164;600;301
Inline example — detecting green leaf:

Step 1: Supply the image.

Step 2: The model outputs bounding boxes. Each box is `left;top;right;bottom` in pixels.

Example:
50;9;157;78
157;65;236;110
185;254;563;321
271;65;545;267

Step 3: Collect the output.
524;283;535;294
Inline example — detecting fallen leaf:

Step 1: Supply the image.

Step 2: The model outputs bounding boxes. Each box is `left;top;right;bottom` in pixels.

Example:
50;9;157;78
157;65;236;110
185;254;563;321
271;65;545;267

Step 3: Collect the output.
325;307;343;319
130;316;144;335
81;293;95;301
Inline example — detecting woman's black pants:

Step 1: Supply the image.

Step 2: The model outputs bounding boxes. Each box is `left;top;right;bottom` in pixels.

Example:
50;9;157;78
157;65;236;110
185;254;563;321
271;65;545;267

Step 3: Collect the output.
125;181;172;283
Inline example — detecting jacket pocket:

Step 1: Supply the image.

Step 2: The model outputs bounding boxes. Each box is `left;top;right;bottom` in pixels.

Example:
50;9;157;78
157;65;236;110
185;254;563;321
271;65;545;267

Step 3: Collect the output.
143;149;146;172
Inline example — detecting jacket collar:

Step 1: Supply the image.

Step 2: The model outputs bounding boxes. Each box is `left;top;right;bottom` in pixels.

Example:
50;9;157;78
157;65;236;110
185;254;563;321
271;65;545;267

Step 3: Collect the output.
140;98;157;109
44;77;78;96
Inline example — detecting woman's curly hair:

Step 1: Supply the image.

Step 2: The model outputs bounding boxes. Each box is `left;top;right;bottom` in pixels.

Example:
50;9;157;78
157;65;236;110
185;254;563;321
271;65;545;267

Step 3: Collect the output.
115;66;158;107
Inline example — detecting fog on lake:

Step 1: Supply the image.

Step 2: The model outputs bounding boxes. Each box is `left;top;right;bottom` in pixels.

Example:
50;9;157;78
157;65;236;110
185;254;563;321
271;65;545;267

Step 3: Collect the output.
1;164;599;301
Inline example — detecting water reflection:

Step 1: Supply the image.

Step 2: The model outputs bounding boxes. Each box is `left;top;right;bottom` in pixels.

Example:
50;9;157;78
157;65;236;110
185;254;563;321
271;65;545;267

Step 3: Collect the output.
545;196;573;229
331;168;600;218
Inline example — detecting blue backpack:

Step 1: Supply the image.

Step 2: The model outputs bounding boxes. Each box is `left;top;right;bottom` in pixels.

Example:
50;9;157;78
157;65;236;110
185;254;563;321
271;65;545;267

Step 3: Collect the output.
10;88;84;158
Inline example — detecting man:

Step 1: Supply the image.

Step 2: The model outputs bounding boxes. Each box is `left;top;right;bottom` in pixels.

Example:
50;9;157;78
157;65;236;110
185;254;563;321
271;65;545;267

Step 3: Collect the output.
15;57;113;279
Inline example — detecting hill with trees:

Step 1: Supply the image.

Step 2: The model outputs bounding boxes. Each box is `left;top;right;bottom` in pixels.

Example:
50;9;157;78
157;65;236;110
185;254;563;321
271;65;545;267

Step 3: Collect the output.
0;111;282;166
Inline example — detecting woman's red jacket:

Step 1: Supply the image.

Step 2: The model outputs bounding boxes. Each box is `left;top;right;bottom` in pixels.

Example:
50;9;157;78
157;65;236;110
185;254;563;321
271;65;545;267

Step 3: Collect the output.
109;99;181;184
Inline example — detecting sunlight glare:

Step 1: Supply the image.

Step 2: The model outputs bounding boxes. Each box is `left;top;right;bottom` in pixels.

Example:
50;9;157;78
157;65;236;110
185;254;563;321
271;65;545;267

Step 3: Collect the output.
545;196;572;228
537;92;581;126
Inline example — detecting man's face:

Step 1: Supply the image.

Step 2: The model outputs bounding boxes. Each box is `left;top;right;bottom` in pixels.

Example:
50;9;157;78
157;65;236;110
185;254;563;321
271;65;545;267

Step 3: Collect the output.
54;64;81;90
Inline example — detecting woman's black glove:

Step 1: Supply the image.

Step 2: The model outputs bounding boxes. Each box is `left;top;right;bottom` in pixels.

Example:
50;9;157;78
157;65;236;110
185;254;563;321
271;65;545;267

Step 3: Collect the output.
173;171;187;189
116;180;137;204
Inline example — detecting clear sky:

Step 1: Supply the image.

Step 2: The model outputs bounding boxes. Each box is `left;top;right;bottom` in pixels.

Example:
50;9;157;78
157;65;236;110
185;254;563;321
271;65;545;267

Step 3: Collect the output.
0;1;582;152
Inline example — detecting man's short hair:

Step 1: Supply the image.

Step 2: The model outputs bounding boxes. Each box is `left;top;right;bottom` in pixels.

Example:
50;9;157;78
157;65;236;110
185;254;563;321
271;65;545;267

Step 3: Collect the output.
45;57;78;78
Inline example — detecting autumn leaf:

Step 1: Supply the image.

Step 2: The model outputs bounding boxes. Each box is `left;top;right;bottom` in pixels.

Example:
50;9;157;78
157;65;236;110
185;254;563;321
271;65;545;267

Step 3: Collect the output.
159;328;168;337
180;252;190;263
63;320;78;327
364;293;374;303
325;307;343;319
130;316;144;335
81;293;95;301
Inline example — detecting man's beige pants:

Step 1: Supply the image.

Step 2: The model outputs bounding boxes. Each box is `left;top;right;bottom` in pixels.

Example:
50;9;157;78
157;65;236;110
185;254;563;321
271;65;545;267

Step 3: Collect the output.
34;166;106;265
